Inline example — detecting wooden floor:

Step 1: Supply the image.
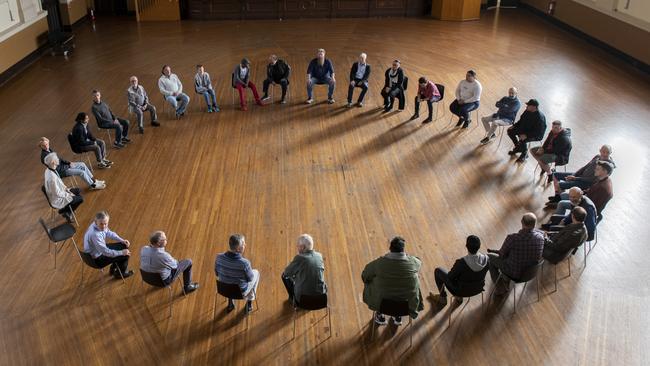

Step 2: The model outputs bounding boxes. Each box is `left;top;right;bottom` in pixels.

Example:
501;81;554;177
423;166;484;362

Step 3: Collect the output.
1;9;649;366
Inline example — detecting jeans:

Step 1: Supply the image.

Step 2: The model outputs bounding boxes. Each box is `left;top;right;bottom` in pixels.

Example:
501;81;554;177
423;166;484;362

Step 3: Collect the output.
481;115;513;136
414;95;441;119
59;187;83;216
163;259;193;288
381;87;405;110
235;81;261;107
307;77;335;99
133;103;157;128
241;269;260;300
347;80;368;103
94;242;130;276
77;140;106;162
449;100;480;121
263;78;289;100
166;93;190;114
99;118;129;143
63;162;94;186
200;89;218;108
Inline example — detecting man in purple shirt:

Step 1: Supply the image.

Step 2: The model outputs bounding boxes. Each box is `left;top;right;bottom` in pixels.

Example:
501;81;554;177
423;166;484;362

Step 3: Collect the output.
83;211;133;279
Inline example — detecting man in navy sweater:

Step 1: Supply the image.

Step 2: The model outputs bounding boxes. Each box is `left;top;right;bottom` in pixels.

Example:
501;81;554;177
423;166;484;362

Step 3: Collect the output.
480;87;521;145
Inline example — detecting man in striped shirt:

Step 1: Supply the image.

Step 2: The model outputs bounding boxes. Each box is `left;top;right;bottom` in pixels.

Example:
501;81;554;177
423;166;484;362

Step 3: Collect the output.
215;234;260;313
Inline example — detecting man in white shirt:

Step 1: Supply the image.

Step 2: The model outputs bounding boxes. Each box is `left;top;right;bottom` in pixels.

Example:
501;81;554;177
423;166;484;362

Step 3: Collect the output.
140;231;199;293
83;211;133;279
158;65;190;119
449;70;482;129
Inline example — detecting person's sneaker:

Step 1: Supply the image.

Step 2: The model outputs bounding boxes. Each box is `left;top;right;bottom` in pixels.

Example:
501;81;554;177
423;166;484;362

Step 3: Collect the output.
422;117;433;124
151;121;160;127
480;137;491;145
357;102;363;107
489;133;496;139
392;316;403;325
374;312;388;325
452;296;463;306
245;300;253;314
226;299;235;313
121;137;131;143
455;119;464;127
90;182;105;190
397;108;404;112
95;180;105;185
102;159;113;166
115;270;134;279
547;194;561;203
184;283;199;294
62;212;73;223
207;106;213;113
138;127;144;134
539;169;546;177
98;161;109;169
241;105;248;111
462;120;471;129
346;102;353;108
328;98;335;104
410;114;419;121
507;150;518;156
214;106;220;112
306;98;314;104
280;99;287;104
113;142;125;149
546;174;554;184
516;154;528;163
430;293;448;307
383;106;392;113
256;101;265;107
262;95;271;101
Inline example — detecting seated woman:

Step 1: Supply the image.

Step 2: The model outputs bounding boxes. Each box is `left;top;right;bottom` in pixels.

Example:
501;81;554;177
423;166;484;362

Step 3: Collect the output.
39;137;105;190
43;153;84;223
233;58;263;111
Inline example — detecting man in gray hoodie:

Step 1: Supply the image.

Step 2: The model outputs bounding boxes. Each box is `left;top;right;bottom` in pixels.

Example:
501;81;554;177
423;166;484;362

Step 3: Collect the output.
431;235;489;307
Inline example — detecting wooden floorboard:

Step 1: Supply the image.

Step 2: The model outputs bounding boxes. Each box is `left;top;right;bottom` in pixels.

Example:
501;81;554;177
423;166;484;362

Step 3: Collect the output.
0;9;649;366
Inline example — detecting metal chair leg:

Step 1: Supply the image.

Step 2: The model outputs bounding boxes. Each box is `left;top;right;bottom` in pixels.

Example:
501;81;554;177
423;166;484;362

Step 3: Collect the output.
168;286;173;318
554;263;558;292
114;266;126;285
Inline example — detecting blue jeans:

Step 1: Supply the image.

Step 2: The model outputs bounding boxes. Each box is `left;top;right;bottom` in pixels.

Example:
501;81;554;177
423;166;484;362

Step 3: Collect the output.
555;192;572;214
449;100;480;121
63;162;94;186
307;77;335;99
553;172;593;191
201;89;218;108
166;93;190;114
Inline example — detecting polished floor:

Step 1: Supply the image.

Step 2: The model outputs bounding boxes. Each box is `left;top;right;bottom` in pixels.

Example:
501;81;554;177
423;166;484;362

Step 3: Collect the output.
0;8;648;366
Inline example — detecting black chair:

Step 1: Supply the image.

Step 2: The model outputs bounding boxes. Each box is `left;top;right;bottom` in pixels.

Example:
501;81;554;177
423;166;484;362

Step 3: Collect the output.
446;283;484;328
214;279;259;318
41;185;78;226
77;249;126;285
490;260;543;313
290;293;331;344
542;247;577;293
433;83;445;120
67;133;94;173
369;298;413;348
39;218;77;269
141;269;186;318
94;118;114;146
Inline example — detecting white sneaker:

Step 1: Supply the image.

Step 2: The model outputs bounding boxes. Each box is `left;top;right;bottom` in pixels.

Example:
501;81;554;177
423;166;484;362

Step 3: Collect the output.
91;182;106;190
327;98;335;104
306;98;314;104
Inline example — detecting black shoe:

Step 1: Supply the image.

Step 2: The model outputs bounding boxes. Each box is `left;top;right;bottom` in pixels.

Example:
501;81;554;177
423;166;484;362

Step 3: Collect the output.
480;137;490;145
462;120;470;129
109;265;116;276
383;107;392;113
113;142;125;149
138;127;144;134
245;300;253;314
547;195;561;203
541;223;552;231
184;283;199;294
507;150;518;156
151;121;160;127
422;118;433;124
226;300;235;313
115;270;134;279
546;174;554;184
516;154;528;163
455;118;464;127
410;114;419;121
121;137;131;143
374;312;387;325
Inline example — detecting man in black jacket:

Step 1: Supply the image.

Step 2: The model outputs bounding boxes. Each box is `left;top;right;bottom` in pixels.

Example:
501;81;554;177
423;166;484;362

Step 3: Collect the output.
347;53;371;108
262;55;291;104
71;112;112;169
381;60;406;112
430;235;489;307
507;99;547;163
531;120;572;183
543;207;588;262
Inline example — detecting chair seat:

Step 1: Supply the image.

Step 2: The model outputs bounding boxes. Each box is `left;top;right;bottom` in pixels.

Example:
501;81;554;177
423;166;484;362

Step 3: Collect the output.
296;293;327;310
379;298;410;317
49;223;76;242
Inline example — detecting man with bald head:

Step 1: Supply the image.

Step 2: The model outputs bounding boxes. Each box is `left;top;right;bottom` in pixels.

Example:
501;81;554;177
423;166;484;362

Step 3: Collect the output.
480;87;521;145
127;76;159;134
347;52;371;108
281;234;327;305
488;213;545;292
140;230;199;293
543;187;597;241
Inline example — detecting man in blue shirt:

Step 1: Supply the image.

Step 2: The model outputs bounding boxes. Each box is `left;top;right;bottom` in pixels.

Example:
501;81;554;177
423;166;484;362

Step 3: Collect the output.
83;211;133;279
140;231;199;293
215;234;260;313
306;48;336;104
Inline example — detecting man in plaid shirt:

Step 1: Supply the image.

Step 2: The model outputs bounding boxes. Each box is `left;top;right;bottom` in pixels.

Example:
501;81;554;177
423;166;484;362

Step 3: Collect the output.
488;213;545;293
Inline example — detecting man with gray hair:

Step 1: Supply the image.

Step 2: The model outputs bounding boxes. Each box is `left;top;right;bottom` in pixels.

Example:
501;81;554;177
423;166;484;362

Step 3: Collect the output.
215;234;260;313
306;48;336;104
91;90;131;149
281;234;327;305
542;187;597;241
43;152;84;222
83;211;133;279
140;231;199;293
347;52;371;108
127;76;159;134
488;213;545;294
480;87;521;145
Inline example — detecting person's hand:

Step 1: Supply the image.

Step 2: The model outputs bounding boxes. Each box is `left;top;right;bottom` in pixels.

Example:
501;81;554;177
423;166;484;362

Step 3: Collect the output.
415;96;421;103
519;134;527;140
306;78;312;85
566;175;576;181
350;81;355;87
331;77;336;84
173;92;178;96
123;249;131;256
123;240;131;248
458;99;464;104
384;87;389;93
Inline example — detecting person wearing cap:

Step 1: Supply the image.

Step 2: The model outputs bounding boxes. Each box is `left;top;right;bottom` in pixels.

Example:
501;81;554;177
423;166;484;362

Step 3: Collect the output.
480;87;521;144
381;59;406;112
449;70;482;129
158;65;190;118
306;48;336;104
531;120;572;183
410;76;441;124
347;52;371;108
233;58;263;111
262;55;291;104
507;98;547;163
361;236;424;326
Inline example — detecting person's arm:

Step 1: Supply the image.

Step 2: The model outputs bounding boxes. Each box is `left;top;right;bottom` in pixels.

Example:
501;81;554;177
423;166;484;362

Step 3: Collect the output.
142;87;149;105
396;69;403;89
349;63;356;82
234;65;244;86
282;255;302;278
465;81;482;103
284;64;291;80
267;64;273;81
194;74;204;93
127;90;138;109
383;69;390;89
91;104;111;125
306;60;314;80
214;255;220;277
573;157;595;177
447;259;464;281
499;234;514;258
328;59;335;80
161;251;179;270
361;260;376;284
91;233;126;257
455;81;461;100
495;97;505;108
174;75;183;94
363;64;371;82
243;259;254;282
585;206;597;239
158;77;171;97
105;229;126;243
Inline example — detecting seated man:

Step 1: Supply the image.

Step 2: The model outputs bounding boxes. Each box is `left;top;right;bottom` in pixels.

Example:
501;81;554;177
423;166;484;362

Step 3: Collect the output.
39;137;105;190
83;211;134;279
530;120;572;183
306;48;336;104
507;99;547;163
450;70;482;129
380;60;405;112
542;207;588;262
410;76;441;124
547;144;615;204
430;235;489;307
71;112;112;169
361;236;423;325
140;230;199;293
346;52;371;108
215;234;260;313
194;64;220;113
488;213;545;293
553;161;613;217
158;65;190;118
262;55;291;104
127;75;159;134
43;153;83;222
480;87;521;144
233;58;263;111
281;234;327;305
542;187;597;241
91;89;130;149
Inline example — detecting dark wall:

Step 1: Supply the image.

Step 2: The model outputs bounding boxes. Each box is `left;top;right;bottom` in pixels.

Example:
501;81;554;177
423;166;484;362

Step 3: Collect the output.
188;0;426;20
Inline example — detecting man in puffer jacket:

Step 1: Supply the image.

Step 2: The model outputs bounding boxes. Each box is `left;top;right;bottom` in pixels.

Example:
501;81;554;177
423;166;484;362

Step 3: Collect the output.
430;235;489;307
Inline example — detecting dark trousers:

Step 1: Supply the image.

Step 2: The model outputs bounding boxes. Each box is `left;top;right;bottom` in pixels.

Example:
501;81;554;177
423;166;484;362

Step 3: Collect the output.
507;129;536;156
449;100;479;121
77;140;106;162
281;274;295;300
347;81;368;103
262;78;288;99
163;259;193;288
381;87;405;110
99;118;129;143
58;188;83;216
434;267;460;296
94;242;130;277
415;95;441;119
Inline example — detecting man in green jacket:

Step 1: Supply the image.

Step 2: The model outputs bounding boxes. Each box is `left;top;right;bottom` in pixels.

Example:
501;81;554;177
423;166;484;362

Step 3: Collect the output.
362;236;424;325
281;234;327;305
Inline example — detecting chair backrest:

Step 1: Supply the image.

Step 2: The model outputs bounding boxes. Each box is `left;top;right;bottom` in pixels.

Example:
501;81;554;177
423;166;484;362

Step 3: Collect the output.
140;269;167;288
38;218;55;242
79;250;104;269
435;83;445;100
216;279;244;299
41;185;54;209
454;281;485;298
548;247;574;265
379;298;410;317
513;260;544;283
297;293;328;310
67;133;82;154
